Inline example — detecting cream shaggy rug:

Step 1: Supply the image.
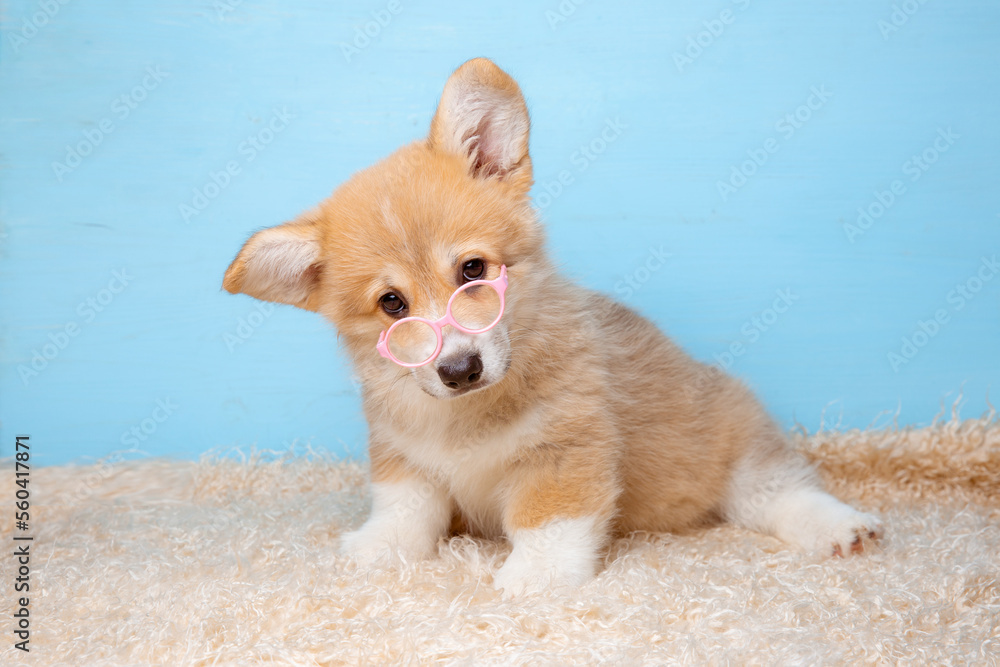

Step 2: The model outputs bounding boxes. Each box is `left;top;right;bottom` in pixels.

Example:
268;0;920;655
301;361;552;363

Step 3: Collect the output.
2;415;998;666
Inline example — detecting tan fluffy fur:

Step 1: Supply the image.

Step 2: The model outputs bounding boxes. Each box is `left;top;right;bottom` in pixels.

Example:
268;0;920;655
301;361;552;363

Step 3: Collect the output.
222;59;881;591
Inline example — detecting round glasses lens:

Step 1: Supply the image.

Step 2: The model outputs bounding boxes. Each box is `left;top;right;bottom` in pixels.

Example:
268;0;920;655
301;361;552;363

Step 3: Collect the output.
387;319;438;365
450;283;502;332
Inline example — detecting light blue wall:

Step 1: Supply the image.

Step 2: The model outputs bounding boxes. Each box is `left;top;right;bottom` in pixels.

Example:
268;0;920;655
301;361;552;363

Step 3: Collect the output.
2;1;998;466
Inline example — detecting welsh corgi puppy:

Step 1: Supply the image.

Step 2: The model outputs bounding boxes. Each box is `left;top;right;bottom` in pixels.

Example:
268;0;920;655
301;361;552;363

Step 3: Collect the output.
223;58;883;596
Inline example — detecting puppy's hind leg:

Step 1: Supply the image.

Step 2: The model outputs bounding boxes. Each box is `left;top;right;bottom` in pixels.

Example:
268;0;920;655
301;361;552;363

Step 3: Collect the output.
721;445;884;557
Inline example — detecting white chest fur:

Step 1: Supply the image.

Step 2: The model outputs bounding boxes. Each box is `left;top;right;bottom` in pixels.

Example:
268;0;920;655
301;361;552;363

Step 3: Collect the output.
384;403;542;536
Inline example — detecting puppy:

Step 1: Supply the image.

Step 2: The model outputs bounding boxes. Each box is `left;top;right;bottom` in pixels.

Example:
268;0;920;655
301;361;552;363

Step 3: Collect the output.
223;58;883;596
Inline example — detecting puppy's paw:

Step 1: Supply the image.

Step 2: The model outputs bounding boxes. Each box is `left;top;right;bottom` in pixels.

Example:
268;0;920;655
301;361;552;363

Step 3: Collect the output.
494;551;559;597
773;490;885;557
493;516;602;598
338;524;396;564
339;521;438;565
829;511;884;558
493;547;594;598
340;480;451;565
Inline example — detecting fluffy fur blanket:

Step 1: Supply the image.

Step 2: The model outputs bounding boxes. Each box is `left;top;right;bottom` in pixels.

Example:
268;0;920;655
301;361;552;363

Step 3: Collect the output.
2;415;998;665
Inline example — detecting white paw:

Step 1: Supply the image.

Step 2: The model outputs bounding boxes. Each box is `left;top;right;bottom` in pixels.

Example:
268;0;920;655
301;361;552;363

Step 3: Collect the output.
827;510;884;558
339;522;429;564
493;516;603;598
494;549;560;597
339;524;387;561
772;489;884;557
339;479;451;564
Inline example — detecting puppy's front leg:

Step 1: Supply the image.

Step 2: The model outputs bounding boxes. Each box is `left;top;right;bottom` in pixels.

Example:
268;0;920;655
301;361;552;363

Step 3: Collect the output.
340;452;451;564
494;445;620;597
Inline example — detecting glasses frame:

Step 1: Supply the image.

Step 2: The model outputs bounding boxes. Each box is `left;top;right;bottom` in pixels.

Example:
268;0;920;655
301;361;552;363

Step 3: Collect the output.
376;264;508;368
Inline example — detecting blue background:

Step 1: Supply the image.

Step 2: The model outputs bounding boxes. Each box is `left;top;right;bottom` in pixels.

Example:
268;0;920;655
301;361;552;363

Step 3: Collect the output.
2;1;998;466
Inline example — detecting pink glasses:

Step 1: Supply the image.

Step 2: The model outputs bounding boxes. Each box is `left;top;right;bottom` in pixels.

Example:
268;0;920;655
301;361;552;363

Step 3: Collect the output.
376;265;508;367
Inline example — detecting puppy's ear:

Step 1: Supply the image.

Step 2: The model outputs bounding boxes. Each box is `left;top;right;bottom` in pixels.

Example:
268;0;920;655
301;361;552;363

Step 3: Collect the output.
428;58;532;191
222;214;322;311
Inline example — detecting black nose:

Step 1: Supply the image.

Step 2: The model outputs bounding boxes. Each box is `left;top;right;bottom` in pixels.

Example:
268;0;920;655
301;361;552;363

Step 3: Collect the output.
437;353;484;389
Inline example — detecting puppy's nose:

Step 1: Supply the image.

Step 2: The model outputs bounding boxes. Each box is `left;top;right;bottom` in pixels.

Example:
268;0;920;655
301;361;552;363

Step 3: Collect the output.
437;353;484;389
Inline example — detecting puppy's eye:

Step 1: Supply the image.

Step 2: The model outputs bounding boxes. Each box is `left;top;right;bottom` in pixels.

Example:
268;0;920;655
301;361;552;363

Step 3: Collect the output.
379;293;406;316
461;259;485;283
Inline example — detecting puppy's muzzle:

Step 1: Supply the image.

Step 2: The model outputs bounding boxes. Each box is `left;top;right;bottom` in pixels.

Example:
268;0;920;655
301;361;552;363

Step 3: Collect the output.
437;353;483;390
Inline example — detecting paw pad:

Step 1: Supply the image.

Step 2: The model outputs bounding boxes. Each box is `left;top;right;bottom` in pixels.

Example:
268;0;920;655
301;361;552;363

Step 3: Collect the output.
832;526;882;557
